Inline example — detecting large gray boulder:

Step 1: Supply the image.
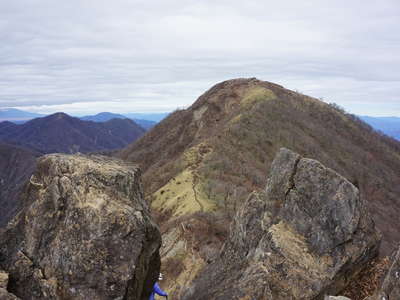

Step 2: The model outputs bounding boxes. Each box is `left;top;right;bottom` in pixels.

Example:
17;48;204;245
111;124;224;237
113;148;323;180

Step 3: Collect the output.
0;154;161;300
183;148;381;300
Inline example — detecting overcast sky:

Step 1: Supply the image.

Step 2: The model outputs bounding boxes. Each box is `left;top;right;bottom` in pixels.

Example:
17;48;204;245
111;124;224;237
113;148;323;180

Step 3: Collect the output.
0;0;399;116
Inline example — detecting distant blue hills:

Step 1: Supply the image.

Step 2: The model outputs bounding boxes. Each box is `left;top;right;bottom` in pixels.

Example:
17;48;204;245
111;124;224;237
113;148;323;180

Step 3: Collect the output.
123;113;169;122
80;112;162;130
0;109;170;130
80;112;169;123
0;108;45;120
359;116;400;140
80;112;127;122
0;108;398;141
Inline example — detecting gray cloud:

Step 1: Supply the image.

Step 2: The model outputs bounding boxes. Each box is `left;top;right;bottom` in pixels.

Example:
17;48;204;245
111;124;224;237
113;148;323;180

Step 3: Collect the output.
0;0;399;116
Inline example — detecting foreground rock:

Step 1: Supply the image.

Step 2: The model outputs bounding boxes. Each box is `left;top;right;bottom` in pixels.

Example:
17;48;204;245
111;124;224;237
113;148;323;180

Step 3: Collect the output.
0;154;161;300
183;148;381;300
0;270;19;299
367;245;400;300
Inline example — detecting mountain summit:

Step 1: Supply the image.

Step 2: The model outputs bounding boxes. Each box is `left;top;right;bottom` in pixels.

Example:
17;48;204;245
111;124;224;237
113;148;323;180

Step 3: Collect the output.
119;78;400;295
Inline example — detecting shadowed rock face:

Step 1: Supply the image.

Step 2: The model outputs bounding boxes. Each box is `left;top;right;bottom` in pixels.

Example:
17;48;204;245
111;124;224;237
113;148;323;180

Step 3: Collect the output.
0;154;161;300
183;148;381;300
367;245;400;300
0;270;19;299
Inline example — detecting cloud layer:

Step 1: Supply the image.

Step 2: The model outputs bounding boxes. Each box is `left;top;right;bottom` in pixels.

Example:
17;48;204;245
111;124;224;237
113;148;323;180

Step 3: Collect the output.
1;0;399;116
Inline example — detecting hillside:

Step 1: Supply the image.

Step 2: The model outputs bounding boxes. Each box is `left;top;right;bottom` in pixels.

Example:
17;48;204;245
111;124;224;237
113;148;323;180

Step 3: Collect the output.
118;78;400;296
0;112;145;153
0;121;18;132
0;143;40;226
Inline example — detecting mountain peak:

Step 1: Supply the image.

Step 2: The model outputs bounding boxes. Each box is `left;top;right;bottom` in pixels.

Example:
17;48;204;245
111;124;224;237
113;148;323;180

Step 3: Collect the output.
80;112;127;122
0;111;145;154
192;77;284;110
117;78;400;297
47;112;70;120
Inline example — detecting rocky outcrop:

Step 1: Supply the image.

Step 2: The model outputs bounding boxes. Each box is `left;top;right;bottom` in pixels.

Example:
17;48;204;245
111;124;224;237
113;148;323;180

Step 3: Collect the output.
367;245;400;300
0;270;20;299
183;148;381;300
0;154;161;300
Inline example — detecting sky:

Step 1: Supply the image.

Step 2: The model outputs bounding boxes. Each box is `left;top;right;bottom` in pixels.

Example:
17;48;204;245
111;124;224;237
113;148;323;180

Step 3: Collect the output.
0;0;399;116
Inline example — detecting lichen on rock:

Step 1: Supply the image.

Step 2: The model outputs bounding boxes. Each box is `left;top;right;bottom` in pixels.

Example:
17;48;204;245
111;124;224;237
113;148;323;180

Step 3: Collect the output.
182;148;381;300
0;154;161;300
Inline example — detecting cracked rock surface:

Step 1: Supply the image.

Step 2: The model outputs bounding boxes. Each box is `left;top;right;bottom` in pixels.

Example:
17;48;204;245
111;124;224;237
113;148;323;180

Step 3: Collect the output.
183;148;381;300
0;154;161;300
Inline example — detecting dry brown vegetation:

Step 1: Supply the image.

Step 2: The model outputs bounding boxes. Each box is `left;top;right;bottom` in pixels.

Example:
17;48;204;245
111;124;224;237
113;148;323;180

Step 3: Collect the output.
153;209;230;297
120;78;400;254
117;78;400;295
342;256;390;299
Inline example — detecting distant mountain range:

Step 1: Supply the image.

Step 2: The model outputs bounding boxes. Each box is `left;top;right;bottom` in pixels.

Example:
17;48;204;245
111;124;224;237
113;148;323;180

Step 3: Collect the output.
81;111;170;122
0;112;147;226
2;108;399;140
80;112;126;122
0;112;145;154
0;108;44;121
80;112;157;130
0;109;167;130
123;112;169;122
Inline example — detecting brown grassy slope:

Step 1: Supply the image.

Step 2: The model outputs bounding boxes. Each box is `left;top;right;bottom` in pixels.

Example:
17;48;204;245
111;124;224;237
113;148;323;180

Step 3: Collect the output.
118;78;400;255
342;256;390;300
